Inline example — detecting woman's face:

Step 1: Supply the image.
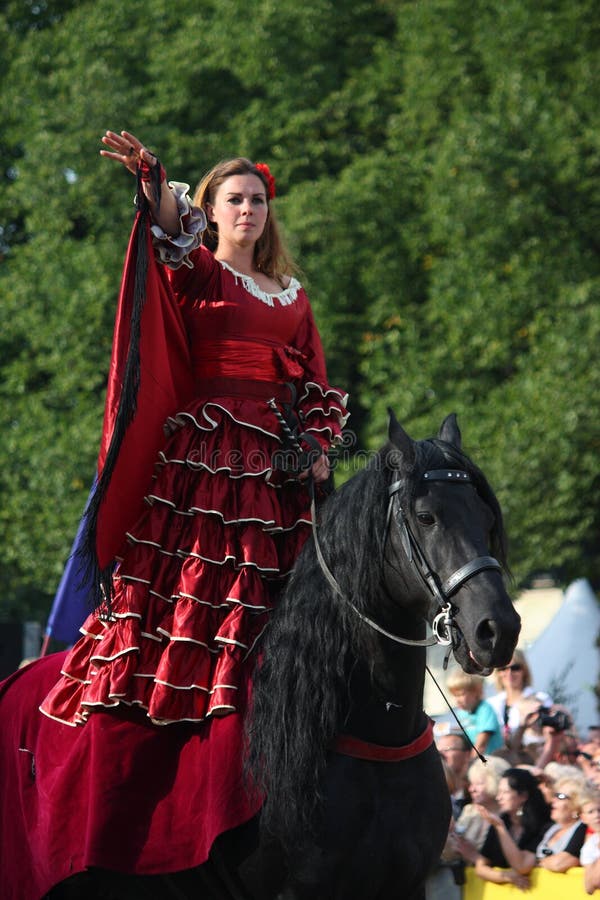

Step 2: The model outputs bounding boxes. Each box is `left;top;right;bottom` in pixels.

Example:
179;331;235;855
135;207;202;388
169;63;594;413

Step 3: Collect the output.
550;788;578;825
496;777;526;816
469;775;492;806
207;173;269;251
499;660;525;690
589;752;600;788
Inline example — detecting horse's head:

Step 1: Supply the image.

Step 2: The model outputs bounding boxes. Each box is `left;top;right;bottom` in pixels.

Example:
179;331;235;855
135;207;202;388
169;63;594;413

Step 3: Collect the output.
384;411;520;674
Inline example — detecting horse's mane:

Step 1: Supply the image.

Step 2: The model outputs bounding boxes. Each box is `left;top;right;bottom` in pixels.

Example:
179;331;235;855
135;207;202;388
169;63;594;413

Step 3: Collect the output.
245;436;507;847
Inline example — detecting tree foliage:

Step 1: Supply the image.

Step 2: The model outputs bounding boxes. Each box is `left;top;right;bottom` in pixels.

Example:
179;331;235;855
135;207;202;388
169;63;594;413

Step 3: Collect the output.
1;0;598;621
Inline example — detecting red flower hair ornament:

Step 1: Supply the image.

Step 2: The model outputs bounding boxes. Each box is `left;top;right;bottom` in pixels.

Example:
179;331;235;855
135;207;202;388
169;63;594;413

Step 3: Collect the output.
255;162;276;200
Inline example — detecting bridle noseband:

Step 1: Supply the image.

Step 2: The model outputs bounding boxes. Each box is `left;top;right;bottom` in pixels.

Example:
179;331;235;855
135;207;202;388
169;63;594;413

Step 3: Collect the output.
313;466;503;650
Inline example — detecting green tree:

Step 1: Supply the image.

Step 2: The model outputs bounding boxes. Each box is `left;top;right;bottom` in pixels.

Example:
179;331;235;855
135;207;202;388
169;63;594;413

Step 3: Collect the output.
360;0;600;587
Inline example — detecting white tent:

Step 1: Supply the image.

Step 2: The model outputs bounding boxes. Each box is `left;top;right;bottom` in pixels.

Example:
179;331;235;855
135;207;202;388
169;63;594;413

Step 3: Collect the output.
525;578;600;734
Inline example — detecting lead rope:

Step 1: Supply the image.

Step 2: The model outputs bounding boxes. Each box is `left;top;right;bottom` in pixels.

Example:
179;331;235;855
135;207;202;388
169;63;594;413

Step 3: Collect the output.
425;664;487;763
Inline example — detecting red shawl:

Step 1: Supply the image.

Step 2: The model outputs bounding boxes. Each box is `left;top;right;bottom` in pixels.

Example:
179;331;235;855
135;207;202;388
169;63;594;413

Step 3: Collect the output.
91;209;194;572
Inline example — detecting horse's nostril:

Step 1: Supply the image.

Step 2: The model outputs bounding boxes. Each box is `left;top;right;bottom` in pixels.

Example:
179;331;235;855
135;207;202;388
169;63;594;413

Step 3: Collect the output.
475;619;497;647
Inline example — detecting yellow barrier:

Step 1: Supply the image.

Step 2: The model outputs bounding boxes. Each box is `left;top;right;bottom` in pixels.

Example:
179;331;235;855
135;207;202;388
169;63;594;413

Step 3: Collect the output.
464;866;591;898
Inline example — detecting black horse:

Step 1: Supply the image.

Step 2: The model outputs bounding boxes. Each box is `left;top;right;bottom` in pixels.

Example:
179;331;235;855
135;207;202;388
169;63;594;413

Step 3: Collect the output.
1;413;520;900
233;411;521;898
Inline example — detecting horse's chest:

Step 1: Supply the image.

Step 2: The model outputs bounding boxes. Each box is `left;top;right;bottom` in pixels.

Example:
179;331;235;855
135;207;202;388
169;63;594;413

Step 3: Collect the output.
287;751;451;898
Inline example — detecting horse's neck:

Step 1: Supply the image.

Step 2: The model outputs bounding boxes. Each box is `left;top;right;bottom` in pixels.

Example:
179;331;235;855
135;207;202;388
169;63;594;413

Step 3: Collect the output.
344;645;428;746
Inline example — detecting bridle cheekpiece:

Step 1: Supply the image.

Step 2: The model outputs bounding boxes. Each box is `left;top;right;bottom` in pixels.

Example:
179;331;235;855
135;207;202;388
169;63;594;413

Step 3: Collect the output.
380;467;502;648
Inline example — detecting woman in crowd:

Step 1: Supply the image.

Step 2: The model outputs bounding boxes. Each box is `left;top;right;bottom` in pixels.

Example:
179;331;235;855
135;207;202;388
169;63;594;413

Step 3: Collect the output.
474;767;551;888
534;762;581;806
535;775;588;872
455;755;510;852
578;740;600;790
487;648;553;763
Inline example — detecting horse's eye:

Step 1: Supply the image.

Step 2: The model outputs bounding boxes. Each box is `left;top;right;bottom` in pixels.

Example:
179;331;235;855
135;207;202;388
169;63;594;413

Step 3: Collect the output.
416;512;435;527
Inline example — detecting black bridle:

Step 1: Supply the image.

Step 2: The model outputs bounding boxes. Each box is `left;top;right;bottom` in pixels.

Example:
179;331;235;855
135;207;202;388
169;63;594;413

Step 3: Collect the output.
313;466;502;650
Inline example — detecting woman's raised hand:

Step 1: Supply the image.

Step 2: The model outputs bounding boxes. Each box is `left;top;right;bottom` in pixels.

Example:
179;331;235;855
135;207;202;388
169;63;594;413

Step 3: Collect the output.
99;129;179;231
100;130;158;177
474;805;503;828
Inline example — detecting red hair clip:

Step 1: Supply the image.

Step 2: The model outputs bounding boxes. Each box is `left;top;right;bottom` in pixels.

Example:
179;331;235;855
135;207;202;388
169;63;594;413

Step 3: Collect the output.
255;162;276;200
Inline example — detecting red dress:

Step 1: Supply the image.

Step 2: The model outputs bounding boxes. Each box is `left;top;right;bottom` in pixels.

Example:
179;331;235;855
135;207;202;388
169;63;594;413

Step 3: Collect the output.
0;198;349;897
41;237;347;727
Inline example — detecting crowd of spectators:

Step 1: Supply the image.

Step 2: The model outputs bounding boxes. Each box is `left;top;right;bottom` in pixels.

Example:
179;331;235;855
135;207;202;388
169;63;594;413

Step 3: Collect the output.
428;648;600;896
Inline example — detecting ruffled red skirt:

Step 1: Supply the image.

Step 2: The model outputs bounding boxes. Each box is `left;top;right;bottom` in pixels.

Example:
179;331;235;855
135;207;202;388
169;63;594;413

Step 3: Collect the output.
41;394;316;726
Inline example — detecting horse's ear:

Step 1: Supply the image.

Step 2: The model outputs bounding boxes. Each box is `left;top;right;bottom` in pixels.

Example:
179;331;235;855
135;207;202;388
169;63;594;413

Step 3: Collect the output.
387;408;416;466
438;413;462;449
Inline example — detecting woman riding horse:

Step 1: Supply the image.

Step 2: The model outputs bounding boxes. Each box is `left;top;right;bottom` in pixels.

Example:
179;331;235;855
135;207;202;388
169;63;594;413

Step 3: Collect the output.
0;131;520;900
0;406;520;899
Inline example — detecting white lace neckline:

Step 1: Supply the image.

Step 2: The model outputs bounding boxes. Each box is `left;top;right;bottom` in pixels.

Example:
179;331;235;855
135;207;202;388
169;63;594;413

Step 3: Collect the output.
218;260;301;307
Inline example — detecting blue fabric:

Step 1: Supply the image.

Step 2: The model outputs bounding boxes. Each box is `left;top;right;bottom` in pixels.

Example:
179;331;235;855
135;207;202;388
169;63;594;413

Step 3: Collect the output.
44;481;96;644
455;699;504;753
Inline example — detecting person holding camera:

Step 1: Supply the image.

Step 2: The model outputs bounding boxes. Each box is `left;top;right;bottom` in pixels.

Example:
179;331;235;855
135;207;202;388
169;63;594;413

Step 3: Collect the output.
520;705;578;769
487;648;554;763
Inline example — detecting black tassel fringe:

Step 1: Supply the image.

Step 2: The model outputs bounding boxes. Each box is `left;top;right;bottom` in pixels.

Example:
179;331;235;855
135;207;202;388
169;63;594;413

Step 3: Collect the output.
78;160;163;617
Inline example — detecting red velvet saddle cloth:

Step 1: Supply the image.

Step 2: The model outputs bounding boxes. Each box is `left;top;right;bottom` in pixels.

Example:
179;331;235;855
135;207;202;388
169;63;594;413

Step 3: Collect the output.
0;652;261;900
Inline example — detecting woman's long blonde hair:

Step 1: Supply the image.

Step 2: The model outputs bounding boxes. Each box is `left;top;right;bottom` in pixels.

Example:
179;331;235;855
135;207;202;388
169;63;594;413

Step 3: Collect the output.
193;157;297;285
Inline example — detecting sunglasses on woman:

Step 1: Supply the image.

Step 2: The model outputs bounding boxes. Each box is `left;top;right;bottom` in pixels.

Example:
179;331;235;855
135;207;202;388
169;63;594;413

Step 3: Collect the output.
499;664;523;672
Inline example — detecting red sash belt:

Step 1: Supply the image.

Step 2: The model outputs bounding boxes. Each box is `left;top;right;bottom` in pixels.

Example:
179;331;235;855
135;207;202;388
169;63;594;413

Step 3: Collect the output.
195;376;293;404
192;339;306;383
332;718;434;763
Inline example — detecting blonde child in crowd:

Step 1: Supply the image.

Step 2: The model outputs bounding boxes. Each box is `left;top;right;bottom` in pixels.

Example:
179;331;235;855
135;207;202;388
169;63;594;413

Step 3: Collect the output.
447;671;503;756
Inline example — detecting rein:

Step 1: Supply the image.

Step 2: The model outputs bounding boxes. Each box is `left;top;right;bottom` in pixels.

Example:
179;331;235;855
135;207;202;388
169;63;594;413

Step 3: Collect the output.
312;465;502;651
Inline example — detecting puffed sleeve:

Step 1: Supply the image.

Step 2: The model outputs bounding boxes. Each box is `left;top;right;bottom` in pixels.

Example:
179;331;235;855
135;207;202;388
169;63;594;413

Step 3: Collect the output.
291;301;349;451
149;182;207;270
